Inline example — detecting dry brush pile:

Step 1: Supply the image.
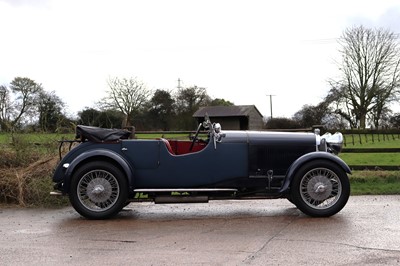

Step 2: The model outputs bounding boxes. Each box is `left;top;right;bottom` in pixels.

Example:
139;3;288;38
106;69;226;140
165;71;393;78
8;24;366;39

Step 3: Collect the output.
0;137;68;206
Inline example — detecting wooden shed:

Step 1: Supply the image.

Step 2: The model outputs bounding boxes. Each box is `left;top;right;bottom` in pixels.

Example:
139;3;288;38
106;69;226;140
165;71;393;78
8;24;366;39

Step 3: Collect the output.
193;105;264;130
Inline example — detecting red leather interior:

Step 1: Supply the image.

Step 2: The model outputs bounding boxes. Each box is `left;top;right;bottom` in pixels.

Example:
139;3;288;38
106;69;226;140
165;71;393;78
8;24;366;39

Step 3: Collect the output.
160;139;207;155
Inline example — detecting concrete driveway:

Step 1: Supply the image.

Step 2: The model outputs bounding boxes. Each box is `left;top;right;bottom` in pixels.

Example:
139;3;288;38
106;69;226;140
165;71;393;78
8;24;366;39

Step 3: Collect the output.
0;195;399;265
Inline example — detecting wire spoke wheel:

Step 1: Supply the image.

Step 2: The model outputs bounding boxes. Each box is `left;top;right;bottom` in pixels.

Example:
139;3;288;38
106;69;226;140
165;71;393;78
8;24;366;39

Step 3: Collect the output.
300;168;341;210
77;170;120;212
291;160;350;217
69;162;128;219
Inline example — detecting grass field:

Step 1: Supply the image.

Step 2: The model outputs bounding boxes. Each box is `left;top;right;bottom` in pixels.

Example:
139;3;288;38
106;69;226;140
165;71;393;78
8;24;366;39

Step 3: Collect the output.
350;171;400;195
338;134;400;195
343;133;400;148
339;134;400;166
0;132;75;144
135;133;193;139
339;153;400;165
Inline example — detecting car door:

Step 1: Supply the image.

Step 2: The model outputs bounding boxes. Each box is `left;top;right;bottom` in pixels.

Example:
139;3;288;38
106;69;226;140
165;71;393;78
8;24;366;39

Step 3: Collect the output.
133;139;249;188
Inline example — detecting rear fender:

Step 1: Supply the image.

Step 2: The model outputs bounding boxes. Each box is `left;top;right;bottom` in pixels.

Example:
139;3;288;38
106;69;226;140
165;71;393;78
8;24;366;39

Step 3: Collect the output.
63;148;134;192
280;152;351;193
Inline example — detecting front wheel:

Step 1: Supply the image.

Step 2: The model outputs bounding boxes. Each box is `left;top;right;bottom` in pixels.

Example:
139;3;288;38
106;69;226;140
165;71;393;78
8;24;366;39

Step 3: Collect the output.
290;160;350;217
69;161;128;219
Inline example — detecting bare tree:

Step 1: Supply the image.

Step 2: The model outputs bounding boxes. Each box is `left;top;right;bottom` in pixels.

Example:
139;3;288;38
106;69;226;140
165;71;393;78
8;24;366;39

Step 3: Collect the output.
9;77;43;130
101;77;151;128
329;26;400;129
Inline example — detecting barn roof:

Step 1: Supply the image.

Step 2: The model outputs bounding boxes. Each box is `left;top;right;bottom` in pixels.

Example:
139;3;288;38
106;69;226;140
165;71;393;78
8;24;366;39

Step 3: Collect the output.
193;105;263;118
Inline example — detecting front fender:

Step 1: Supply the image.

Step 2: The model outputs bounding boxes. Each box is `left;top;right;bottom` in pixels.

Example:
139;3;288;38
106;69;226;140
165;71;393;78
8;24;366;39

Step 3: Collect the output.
280;152;351;193
63;148;134;192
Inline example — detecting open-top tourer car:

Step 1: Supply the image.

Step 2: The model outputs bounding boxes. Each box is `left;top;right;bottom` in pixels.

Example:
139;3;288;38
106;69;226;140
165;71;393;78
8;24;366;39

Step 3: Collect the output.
51;116;350;219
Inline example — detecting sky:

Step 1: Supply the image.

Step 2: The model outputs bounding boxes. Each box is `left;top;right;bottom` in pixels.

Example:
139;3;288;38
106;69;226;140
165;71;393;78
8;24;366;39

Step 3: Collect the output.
1;0;400;119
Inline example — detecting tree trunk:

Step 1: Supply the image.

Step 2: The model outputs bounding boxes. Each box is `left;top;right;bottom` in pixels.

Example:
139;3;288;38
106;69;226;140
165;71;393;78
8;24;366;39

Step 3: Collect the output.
359;113;366;129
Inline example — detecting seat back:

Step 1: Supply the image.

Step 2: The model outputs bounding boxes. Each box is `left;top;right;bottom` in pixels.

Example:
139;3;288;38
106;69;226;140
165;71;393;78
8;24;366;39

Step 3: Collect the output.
160;138;174;155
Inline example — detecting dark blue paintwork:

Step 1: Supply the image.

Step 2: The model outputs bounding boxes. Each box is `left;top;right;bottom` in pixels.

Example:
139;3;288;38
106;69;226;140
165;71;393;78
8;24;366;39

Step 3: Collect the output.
53;129;350;195
52;122;353;219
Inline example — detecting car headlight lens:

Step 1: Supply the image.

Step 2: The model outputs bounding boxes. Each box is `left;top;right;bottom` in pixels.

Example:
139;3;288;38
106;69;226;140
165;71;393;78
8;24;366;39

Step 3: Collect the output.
321;132;343;155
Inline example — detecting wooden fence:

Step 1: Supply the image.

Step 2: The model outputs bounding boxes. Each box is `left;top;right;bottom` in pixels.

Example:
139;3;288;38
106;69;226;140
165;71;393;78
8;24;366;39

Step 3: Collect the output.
342;148;400;171
342;132;400;146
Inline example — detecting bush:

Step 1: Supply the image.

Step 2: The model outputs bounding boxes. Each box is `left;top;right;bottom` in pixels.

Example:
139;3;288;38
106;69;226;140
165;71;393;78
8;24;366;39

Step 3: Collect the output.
0;135;68;206
0;155;68;206
265;117;301;129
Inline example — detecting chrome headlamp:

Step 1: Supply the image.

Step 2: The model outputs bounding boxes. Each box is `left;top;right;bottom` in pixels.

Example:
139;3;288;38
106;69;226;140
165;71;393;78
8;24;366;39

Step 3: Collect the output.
321;132;343;155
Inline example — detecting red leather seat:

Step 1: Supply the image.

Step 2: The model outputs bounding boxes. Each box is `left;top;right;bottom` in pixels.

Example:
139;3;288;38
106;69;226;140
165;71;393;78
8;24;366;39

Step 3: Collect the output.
160;138;174;155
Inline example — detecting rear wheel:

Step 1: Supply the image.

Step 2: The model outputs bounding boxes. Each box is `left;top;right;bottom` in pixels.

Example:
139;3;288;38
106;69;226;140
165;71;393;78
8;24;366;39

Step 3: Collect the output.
290;160;350;217
69;161;128;219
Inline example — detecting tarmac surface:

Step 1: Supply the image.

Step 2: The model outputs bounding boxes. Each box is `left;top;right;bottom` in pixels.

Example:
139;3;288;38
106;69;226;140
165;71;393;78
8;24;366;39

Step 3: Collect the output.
0;195;400;265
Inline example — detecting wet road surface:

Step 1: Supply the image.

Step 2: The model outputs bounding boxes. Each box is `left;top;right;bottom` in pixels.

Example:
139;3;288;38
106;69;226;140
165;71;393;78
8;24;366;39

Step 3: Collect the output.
0;195;400;265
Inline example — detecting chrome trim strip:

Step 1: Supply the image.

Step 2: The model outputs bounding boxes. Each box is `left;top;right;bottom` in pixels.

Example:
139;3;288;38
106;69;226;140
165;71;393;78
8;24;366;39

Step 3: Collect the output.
134;188;238;192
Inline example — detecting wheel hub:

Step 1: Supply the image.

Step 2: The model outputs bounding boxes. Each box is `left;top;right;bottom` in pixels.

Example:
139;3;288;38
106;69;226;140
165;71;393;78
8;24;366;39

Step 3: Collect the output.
314;182;327;193
86;178;112;203
306;176;333;201
92;185;105;194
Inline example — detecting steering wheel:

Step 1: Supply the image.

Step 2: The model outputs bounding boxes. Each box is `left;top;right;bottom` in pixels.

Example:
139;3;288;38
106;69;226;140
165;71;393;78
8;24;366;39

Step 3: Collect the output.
189;123;203;151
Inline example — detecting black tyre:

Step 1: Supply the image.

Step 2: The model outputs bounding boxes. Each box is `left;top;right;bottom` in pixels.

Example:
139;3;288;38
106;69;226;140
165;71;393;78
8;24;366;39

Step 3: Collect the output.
286;195;295;205
290;160;350;217
69;161;128;219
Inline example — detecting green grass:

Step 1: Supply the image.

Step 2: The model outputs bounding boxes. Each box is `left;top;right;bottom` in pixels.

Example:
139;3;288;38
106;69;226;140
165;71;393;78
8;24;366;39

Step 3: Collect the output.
340;134;400;166
0;133;75;158
343;134;400;148
0;132;193;142
350;171;400;195
135;133;192;139
0;133;75;144
135;133;209;140
340;153;400;166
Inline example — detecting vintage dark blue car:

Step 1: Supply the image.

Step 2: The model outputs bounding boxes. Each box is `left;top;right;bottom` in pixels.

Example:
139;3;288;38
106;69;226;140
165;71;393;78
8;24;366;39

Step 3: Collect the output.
51;116;350;219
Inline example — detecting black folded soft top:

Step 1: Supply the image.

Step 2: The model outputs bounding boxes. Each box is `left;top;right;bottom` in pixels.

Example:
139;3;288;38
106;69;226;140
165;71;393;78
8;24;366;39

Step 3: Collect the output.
76;125;131;142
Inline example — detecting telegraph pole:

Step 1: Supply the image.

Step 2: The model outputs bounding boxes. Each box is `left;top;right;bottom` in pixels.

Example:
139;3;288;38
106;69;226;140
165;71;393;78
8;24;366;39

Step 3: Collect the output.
177;78;182;90
266;94;275;119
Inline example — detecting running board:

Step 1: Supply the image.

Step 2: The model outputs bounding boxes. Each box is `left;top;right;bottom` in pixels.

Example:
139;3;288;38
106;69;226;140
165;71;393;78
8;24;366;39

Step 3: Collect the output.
155;196;209;204
133;188;238;193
